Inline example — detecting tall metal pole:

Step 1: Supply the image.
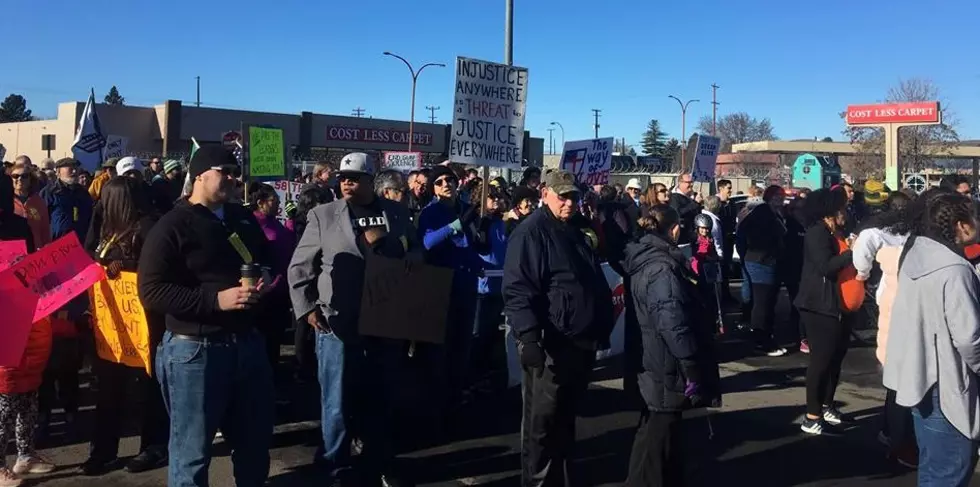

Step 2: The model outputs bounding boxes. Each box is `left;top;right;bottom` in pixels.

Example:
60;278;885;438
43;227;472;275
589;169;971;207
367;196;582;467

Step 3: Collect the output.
592;109;602;138
195;76;201;107
669;95;699;171
502;0;514;182
547;128;554;154
384;52;445;153
711;83;720;136
550;121;565;149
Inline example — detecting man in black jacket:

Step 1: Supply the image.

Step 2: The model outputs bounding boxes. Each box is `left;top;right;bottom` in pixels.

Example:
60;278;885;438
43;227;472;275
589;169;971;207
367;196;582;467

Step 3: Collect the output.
668;173;702;246
138;146;275;487
503;170;614;487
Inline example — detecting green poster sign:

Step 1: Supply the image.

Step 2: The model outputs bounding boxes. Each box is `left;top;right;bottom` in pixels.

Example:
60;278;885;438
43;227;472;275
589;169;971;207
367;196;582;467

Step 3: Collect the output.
248;126;285;178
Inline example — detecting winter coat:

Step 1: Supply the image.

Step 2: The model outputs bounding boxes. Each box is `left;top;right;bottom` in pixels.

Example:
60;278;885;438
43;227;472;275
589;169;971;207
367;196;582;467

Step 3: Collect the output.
793;223;853;317
736;203;785;267
13;194;51;249
40;179;93;241
874;246;901;365
0;318;53;394
623;232;721;412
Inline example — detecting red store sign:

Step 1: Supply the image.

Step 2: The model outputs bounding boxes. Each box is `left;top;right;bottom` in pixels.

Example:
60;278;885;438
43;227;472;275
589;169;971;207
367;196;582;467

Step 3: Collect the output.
325;126;433;147
845;101;941;125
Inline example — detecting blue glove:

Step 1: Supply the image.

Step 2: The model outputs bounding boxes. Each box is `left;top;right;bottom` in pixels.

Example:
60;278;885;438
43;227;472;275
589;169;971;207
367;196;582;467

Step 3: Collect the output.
449;219;463;234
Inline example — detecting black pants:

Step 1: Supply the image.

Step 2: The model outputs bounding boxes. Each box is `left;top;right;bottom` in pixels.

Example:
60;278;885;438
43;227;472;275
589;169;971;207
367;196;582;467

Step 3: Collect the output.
257;295;291;372
803;310;850;416
883;388;916;450
750;282;780;349
294;321;316;380
780;271;803;341
521;342;595;487
90;358;170;461
470;294;505;390
625;410;684;487
39;337;82;417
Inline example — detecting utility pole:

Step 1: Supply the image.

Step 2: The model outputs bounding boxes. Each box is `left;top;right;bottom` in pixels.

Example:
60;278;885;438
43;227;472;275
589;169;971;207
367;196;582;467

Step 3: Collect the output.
592;109;601;138
502;0;514;182
426;105;440;124
195;76;201;107
547;128;554;154
711;83;720;136
352;107;365;118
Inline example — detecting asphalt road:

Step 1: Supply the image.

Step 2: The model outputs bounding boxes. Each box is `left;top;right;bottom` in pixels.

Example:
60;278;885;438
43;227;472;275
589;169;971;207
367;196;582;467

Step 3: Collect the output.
7;291;980;486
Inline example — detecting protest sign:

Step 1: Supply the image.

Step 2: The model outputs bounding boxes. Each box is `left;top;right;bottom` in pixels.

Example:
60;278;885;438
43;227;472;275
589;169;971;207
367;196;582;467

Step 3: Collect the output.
247;126;286;178
382;152;423;172
270;180;305;222
559;138;614;185
449;57;528;168
0;232;105;324
104;135;129;159
90;271;152;374
0;240;27;272
691;135;721;183
358;257;453;343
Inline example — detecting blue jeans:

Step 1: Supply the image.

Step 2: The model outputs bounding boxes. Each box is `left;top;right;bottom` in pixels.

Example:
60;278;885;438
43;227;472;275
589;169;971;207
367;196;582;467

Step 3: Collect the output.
913;387;978;487
157;330;274;487
315;330;350;474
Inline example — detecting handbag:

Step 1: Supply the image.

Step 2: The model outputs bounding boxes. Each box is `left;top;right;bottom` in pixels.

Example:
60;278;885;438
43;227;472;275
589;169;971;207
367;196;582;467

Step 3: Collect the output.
836;235;865;313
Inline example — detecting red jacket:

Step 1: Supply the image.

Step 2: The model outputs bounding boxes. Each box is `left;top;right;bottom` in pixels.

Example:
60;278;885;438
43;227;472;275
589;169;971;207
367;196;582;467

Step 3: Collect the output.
0;318;53;394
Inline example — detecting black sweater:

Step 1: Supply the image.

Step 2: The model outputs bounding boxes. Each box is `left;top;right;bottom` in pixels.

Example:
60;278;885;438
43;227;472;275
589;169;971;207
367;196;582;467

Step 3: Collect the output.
137;201;271;336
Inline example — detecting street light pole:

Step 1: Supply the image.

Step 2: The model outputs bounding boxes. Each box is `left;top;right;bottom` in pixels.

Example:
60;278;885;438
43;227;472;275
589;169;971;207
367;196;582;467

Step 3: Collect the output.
502;0;514;181
550;121;565;151
668;95;699;170
383;52;445;152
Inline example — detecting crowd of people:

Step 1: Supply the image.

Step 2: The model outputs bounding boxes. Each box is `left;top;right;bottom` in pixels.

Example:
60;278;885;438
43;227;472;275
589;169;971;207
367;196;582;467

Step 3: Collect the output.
1;146;979;487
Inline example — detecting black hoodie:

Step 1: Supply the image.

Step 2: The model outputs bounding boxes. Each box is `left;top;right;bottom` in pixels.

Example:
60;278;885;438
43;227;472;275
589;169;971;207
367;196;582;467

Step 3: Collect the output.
623;231;721;412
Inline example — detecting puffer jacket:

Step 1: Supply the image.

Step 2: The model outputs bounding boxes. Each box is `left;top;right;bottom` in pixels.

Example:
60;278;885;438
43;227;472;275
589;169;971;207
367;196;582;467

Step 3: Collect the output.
0;318;53;394
624;231;721;412
875;246;901;365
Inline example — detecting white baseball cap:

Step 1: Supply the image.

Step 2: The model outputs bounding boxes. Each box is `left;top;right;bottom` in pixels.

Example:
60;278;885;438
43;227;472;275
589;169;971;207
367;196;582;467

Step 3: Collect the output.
116;156;143;176
337;152;375;177
626;178;643;190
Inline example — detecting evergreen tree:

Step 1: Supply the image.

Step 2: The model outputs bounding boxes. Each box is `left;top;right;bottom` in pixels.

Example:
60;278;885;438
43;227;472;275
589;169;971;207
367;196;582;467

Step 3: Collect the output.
640;119;668;157
0;94;32;122
104;86;125;106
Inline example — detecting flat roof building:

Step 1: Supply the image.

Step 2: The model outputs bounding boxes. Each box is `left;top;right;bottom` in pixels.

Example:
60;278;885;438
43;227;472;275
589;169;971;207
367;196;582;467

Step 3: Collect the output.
0;99;544;171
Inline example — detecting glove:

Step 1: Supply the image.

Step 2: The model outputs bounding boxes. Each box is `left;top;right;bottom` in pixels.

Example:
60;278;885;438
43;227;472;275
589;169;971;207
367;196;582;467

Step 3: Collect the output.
518;340;546;369
461;205;480;225
449;219;463;234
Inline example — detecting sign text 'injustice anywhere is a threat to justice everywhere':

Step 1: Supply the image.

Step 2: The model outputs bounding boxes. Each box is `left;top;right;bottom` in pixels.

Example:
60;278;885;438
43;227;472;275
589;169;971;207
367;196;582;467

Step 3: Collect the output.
449;57;528;168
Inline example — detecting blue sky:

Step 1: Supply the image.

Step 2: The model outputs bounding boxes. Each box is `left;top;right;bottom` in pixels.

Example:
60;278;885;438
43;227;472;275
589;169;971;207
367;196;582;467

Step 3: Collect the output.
4;0;979;149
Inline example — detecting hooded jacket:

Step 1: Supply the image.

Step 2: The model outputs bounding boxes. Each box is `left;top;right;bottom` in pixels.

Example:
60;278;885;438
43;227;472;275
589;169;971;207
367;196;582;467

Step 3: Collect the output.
884;236;980;440
623;232;721;412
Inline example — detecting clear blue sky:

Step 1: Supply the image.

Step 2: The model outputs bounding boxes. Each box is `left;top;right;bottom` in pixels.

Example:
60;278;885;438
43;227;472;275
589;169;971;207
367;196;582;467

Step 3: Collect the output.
5;0;979;148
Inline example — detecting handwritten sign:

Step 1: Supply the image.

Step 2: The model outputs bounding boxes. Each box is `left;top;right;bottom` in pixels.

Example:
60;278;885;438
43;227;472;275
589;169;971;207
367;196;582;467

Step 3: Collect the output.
559;138;613;185
449;57;528;168
358;257;453;343
0;240;27;272
248;126;285;178
90;272;152;374
691;135;721;183
104;135;129;159
382;152;422;173
270;180;306;222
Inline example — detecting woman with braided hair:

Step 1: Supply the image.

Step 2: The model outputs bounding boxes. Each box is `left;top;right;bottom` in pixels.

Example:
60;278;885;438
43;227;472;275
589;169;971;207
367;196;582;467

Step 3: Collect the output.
885;191;980;486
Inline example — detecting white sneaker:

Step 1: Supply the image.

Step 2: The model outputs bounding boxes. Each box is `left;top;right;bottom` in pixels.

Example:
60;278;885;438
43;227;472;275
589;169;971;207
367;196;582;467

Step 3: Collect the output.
766;347;788;357
800;417;824;435
822;407;844;426
0;467;22;487
12;455;55;475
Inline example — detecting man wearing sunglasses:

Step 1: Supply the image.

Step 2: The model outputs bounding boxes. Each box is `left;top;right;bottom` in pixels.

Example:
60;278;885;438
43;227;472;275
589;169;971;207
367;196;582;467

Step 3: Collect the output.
503;170;614;487
288;152;419;487
138;145;276;487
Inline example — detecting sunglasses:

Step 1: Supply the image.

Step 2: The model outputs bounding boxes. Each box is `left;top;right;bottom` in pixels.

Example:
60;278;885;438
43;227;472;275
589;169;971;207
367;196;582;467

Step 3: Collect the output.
656;189;668;194
338;174;364;183
211;165;241;177
433;177;458;187
9;173;27;181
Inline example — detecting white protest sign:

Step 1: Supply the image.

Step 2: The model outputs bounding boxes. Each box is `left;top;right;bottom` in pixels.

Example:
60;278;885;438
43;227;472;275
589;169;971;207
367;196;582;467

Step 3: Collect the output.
382;151;422;172
270;180;305;222
691;135;721;183
449;57;528;169
559;137;613;186
104;135;128;159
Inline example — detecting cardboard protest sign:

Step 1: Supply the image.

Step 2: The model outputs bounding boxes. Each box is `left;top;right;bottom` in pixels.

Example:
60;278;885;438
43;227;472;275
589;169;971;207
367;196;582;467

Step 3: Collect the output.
449;57;528;168
0;240;27;272
559;138;613;185
382;152;422;172
691;135;721;183
90;271;152;374
270;180;305;222
358;257;453;343
247;126;286;178
104;135;129;159
0;232;106;324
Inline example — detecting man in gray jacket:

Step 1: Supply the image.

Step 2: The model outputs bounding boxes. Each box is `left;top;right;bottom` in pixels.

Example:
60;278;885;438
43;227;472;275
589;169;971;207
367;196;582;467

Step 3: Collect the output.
288;152;419;487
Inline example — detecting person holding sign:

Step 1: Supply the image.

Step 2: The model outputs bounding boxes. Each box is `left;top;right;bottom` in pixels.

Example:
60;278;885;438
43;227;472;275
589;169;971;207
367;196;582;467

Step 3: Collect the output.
137;146;275;487
503;170;614;487
80;177;169;476
287;152;419;486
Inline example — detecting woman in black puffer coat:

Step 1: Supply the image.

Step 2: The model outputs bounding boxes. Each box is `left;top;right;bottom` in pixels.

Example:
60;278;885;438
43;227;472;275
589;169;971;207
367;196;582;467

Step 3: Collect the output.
622;204;721;487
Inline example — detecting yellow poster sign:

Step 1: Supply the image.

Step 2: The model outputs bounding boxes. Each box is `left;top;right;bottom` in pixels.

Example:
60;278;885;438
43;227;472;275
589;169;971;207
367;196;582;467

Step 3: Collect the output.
89;271;152;374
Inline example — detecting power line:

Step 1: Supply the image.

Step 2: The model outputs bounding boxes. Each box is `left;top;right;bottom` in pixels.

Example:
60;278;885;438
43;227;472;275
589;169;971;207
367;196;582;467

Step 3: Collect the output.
352;107;365;118
425;105;440;124
592;109;601;138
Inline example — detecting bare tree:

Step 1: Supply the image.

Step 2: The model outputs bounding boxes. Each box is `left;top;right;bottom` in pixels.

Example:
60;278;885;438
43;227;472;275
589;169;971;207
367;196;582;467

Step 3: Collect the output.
696;112;776;152
840;78;959;173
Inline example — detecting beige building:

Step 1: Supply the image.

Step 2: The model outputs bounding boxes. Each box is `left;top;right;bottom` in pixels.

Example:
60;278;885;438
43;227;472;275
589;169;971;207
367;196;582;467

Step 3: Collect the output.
0;99;544;171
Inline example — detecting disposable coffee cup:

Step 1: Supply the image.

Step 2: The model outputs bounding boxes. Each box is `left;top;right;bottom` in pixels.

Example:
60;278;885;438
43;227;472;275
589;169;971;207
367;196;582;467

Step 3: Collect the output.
240;264;259;288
